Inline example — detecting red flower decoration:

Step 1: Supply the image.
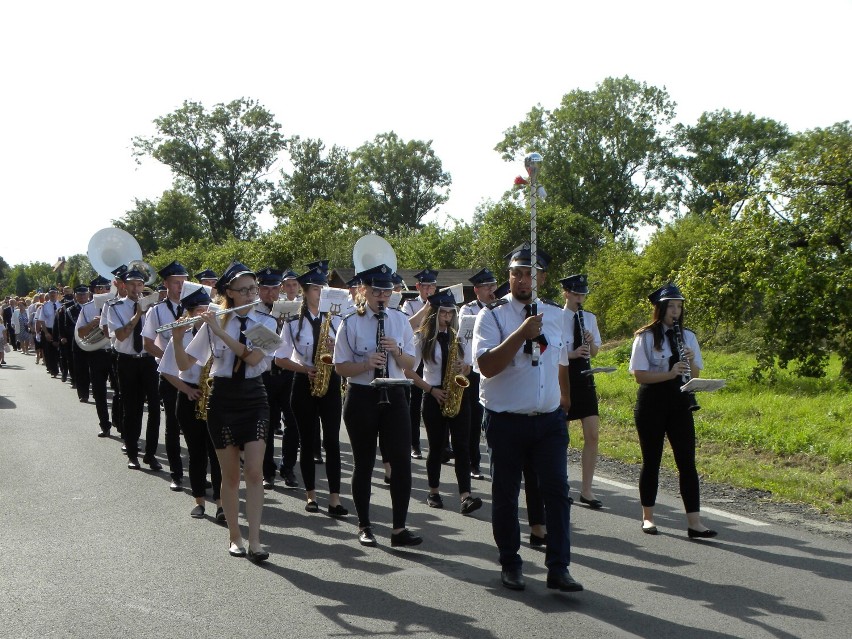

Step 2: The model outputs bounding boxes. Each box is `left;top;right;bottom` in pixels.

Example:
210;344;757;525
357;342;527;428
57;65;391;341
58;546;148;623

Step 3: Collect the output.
514;175;528;187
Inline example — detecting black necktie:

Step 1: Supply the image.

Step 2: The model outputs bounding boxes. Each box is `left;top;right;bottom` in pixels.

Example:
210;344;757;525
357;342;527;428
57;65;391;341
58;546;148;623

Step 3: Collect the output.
132;303;143;353
166;299;182;321
233;317;248;380
437;331;449;384
310;314;322;362
374;312;385;378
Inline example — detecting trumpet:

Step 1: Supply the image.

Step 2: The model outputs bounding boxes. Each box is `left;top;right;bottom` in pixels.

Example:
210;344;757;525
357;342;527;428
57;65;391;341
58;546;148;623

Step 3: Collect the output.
155;301;260;333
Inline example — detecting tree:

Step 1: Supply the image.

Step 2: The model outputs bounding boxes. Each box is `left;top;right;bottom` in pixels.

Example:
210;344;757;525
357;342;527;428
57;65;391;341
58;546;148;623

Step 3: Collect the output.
352;132;451;233
132;98;287;242
496;76;676;238
671;109;791;219
113;190;205;255
277;137;355;212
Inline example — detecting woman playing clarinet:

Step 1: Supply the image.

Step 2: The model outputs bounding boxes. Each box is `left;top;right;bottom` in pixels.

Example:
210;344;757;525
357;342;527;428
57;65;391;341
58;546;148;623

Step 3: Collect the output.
628;283;716;538
180;262;278;562
333;264;422;548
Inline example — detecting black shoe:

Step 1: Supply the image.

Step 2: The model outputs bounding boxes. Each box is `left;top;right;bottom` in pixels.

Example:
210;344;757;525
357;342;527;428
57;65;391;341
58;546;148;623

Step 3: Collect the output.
642;523;658;535
228;541;246;557
390;529;422;547
305;500;319;513
688;527;718;539
358;527;377;547
262;478;274;490
169;478;183;492
313;454;324;464
190;504;205;519
127;458;141;470
470;468;485;480
97;428;110;438
328;504;348;517
79;397;88;403
280;467;299;488
441;447;453;464
142;455;163;471
426;493;444;508
461;495;483;515
547;570;584;592
529;533;547;547
275;428;283;435
383;475;391;485
121;445;127;454
215;507;226;524
579;495;603;509
247;548;269;564
501;567;526;591
411;450;423;460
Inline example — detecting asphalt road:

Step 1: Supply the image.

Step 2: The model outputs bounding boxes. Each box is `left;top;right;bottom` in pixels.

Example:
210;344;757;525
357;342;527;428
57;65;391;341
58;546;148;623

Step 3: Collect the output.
1;349;850;638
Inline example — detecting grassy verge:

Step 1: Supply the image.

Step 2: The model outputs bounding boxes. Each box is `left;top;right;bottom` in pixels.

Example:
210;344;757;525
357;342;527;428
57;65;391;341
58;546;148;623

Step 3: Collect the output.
575;344;852;521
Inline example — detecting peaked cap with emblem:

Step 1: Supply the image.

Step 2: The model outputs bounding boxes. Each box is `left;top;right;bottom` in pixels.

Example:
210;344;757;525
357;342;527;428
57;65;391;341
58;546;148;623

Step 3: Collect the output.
469;268;497;286
89;275;111;290
306;259;329;273
560;274;589;294
357;264;394;290
157;260;189;279
256;267;284;286
195;268;218;281
215;261;255;294
504;243;552;270
297;267;328;287
648;282;685;304
413;269;439;284
427;289;457;309
180;281;213;308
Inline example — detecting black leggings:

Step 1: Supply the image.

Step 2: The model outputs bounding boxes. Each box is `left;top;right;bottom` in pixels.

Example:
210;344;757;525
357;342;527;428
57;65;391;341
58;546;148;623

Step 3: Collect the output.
292;372;342;494
634;383;700;512
422;392;471;494
176;389;221;500
343;384;412;529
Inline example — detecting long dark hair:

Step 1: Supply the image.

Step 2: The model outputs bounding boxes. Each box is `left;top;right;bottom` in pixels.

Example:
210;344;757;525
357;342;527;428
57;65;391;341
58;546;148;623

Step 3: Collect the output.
634;300;688;350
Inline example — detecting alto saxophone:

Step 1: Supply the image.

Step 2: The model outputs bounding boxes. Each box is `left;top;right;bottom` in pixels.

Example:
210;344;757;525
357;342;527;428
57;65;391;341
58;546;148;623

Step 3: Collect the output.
196;356;213;420
310;311;335;398
440;328;470;418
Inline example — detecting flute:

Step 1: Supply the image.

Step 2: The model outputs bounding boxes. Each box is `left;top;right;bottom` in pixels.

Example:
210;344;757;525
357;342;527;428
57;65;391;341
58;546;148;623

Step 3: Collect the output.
155;301;259;333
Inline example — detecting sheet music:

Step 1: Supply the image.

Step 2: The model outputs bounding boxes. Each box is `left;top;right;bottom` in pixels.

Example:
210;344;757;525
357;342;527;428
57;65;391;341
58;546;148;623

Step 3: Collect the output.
388;291;403;310
319;287;349;314
458;315;477;343
137;291;160;312
269;299;301;320
93;293;111;311
680;378;726;393
242;323;283;355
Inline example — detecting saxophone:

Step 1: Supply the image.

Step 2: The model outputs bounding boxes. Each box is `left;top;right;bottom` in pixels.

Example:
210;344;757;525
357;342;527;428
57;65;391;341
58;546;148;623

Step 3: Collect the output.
195;356;213;420
440;328;470;418
310;311;334;397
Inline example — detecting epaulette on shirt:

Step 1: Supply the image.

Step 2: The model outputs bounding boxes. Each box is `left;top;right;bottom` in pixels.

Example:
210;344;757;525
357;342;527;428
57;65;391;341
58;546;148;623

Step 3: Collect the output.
486;299;509;311
465;300;480;309
541;298;561;308
107;298;123;307
254;309;275;320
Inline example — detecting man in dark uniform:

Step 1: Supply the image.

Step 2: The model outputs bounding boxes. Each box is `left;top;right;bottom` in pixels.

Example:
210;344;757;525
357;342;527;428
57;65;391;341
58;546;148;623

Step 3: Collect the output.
76;276;114;436
56;286;77;385
40;287;61;378
277;268;302;487
62;285;91;398
401;269;438;459
142;261;190;489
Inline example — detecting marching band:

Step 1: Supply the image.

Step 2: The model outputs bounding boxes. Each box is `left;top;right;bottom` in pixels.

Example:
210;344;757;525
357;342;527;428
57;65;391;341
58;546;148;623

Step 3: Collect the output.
2;212;723;593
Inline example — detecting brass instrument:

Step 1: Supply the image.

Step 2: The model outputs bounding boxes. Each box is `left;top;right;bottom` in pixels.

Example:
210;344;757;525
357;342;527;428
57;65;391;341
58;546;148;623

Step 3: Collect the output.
75;326;109;352
310;310;335;398
672;320;700;412
440;328;470;418
155;301;259;333
196;357;213;420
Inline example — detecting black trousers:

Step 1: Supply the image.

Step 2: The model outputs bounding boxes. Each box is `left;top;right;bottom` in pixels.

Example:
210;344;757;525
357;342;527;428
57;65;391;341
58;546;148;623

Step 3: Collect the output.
466;371;483;470
88;349;112;429
343;385;412;529
116;354;160;459
408;363;424;452
43;331;59;375
110;352;123;434
159;377;183;480
73;345;91;401
6;323;16;349
422;392;471;494
262;368;300;479
59;340;73;382
292;372;343;493
635;382;700;512
176;389;221;500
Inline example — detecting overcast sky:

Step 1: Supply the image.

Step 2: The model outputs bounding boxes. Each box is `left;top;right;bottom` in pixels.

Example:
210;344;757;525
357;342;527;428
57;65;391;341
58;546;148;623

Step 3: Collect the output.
1;0;849;268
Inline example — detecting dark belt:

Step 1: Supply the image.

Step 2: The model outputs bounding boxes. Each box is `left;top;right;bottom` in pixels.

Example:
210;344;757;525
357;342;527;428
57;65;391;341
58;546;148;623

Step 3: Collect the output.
116;351;151;359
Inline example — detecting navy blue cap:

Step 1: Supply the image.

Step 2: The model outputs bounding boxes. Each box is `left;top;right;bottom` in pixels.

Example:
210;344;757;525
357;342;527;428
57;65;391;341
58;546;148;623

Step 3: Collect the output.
110;265;128;278
74;285;90;295
215;261;255;294
414;269;439;284
122;268;146;282
281;269;299;281
48;286;58;293
357;264;395;290
504;243;551;270
560;274;589;294
391;272;404;286
649;282;684;304
494;281;510;298
297;267;328;288
345;276;361;288
180;282;212;309
306;259;329;273
256;267;284;286
427;290;457;308
157;284;167;292
89;276;111;290
195;269;218;281
469;268;497;286
157;260;189;279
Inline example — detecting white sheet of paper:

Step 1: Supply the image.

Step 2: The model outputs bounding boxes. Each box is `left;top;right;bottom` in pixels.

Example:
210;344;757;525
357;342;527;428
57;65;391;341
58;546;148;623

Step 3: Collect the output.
93;293;111;311
388;291;402;310
137;292;160;312
681;378;726;393
242;323;283;355
319;287;349;314
269;299;301;320
458;315;477;342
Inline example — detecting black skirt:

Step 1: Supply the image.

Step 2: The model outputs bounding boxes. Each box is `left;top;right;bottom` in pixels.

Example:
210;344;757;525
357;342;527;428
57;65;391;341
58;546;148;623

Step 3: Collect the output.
206;376;269;449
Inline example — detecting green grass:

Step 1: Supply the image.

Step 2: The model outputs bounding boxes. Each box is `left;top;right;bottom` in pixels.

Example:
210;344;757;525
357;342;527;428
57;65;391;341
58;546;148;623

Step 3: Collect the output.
577;344;852;520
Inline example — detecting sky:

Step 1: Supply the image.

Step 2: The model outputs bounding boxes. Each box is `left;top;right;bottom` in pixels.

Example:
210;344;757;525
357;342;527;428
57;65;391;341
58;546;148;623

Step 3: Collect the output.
1;0;849;268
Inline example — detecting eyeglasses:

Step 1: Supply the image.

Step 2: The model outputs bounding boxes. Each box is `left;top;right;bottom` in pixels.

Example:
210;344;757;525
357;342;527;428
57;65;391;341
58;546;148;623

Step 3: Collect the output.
229;285;259;296
370;289;393;297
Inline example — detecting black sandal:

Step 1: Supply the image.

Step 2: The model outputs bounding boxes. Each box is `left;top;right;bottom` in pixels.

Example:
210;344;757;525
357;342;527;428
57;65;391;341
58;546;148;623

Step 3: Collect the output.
305;500;319;513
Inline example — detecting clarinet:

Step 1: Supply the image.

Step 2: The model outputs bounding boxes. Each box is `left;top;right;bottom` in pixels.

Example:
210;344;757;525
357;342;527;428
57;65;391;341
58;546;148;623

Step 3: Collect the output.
375;301;390;405
672;319;700;412
576;303;594;386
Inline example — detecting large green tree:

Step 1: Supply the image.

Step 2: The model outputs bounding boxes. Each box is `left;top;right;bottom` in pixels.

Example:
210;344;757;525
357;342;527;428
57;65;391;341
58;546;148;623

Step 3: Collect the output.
671;109;791;218
114;190;206;255
352;132;451;233
132;98;287;242
277;137;355;212
496;76;676;238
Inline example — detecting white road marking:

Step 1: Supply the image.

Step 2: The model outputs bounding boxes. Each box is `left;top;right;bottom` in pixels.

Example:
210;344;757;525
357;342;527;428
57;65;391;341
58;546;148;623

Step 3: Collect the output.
699;506;771;526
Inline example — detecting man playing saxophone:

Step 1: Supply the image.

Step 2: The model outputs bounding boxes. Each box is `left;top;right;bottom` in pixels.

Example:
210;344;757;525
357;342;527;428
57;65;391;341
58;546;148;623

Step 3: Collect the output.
406;289;483;515
273;267;348;517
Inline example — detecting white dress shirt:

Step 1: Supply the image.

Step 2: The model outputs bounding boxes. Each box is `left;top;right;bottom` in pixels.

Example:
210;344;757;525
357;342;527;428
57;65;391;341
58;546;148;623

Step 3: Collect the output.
275;311;341;367
185;309;277;379
333;307;415;386
628;327;703;374
158;332;202;385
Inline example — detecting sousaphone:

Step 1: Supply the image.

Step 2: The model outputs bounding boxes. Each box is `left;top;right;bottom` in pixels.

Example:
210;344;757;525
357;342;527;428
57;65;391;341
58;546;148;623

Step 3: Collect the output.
353;234;397;273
